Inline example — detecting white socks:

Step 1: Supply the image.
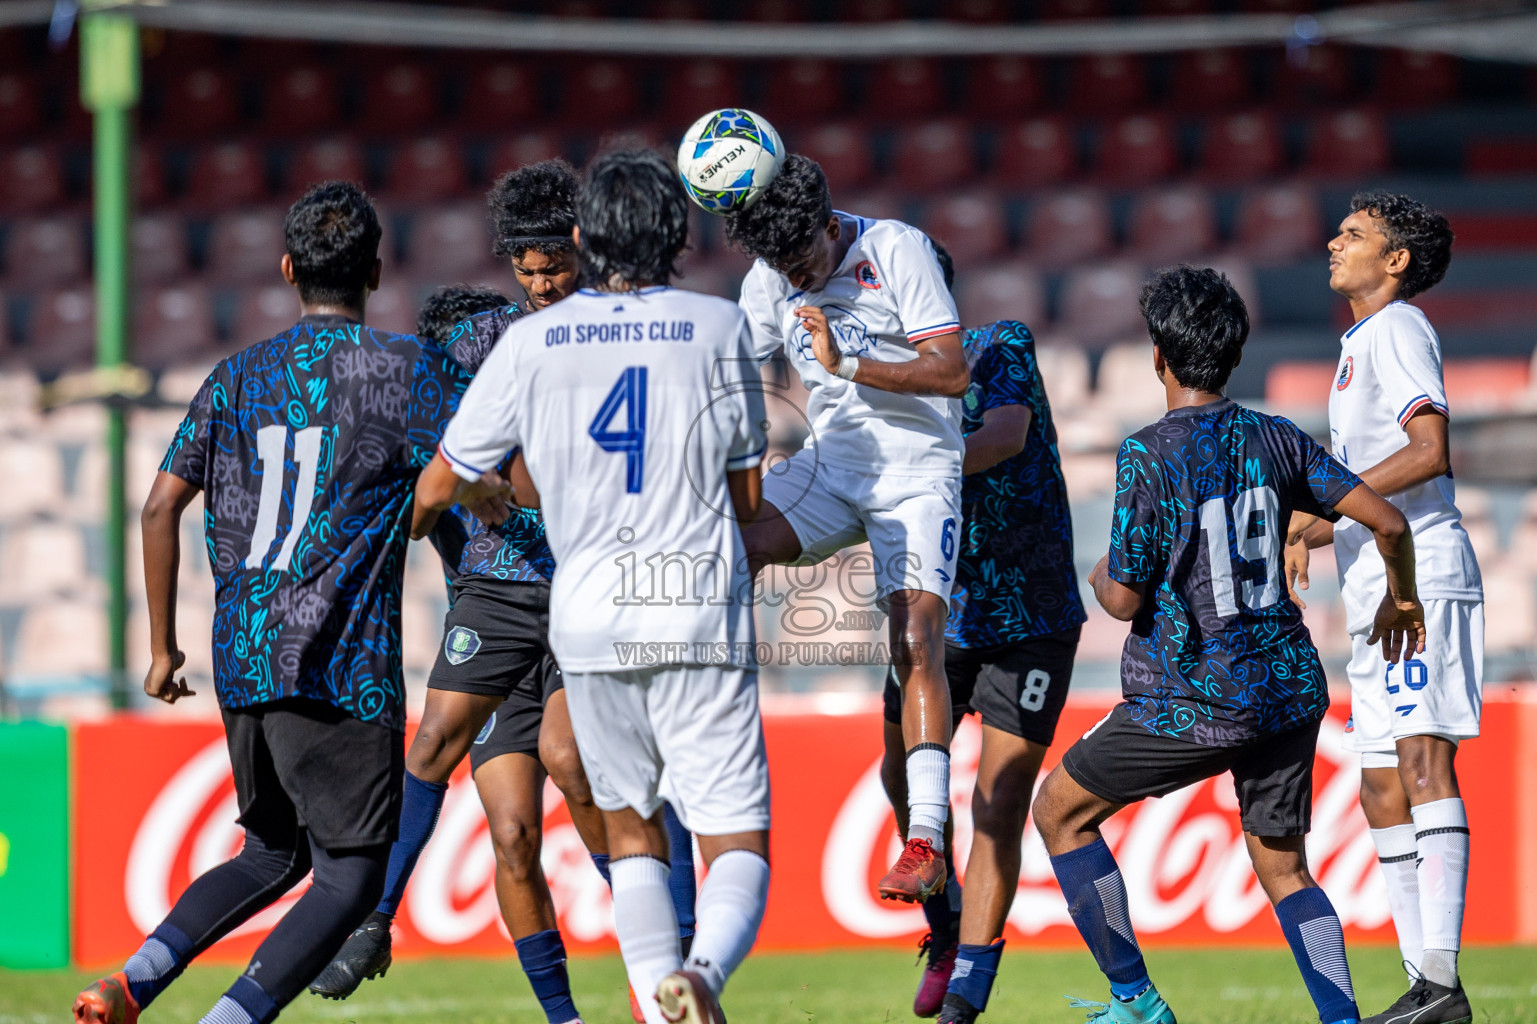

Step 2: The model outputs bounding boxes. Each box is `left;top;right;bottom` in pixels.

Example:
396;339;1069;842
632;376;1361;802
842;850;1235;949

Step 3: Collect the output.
1369;824;1423;975
906;745;950;850
683;849;770;998
610;856;682;1024
1411;798;1469;988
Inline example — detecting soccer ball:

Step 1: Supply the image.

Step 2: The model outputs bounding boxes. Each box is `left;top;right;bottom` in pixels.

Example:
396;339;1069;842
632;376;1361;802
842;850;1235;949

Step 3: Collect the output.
677;108;785;214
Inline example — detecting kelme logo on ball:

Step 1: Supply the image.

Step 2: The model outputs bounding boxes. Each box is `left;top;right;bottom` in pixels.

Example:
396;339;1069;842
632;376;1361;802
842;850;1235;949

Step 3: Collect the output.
444;626;481;666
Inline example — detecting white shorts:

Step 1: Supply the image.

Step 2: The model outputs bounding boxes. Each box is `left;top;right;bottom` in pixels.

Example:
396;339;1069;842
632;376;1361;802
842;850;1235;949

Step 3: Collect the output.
762;450;961;600
563;664;771;835
1344;598;1484;759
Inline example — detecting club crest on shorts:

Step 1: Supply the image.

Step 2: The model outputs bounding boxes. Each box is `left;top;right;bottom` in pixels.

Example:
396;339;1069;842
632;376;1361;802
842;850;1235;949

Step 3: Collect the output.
474;711;496;744
854;261;881;289
445;625;481;665
1336;357;1353;390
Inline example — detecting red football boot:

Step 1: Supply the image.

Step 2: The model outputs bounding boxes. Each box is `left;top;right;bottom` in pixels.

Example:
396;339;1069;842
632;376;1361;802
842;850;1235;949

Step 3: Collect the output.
878;837;946;903
656;970;726;1024
74;972;140;1024
913;931;959;1017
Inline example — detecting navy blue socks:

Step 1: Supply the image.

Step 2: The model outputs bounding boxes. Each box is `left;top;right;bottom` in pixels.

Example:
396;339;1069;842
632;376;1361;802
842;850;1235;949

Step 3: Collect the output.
947;938;1005;1012
1276;886;1359;1024
1049;839;1150;1000
376;771;448;917
590;852;612;885
663;804;697;946
515;929;580;1024
921;851;962;940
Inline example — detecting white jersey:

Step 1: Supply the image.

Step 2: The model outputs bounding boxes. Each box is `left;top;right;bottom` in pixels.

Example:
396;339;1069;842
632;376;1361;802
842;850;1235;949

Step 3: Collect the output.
739;213;963;476
1328;300;1482;634
440;286;767;672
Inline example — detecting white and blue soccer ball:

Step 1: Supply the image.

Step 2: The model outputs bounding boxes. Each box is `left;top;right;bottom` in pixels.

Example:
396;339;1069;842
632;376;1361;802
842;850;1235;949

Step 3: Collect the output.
677;108;785;214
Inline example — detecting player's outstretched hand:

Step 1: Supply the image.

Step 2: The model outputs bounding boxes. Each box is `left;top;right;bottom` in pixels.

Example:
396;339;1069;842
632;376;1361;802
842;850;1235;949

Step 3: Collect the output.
145;650;194;704
460;470;514;527
1284;537;1310;609
795;306;841;376
1367;593;1426;664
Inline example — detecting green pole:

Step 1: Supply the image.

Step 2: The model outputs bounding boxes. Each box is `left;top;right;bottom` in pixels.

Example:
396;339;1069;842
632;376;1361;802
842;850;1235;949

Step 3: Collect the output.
80;13;139;710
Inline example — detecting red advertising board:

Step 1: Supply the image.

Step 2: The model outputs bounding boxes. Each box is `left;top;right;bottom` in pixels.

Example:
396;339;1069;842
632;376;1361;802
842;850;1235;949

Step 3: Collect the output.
73;689;1537;967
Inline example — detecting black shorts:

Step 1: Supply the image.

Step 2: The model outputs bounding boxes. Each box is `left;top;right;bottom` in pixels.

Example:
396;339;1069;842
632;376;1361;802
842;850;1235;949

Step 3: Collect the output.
429;577;550;698
223;698;404;850
1060;703;1322;837
468;655;566;773
882;627;1080;746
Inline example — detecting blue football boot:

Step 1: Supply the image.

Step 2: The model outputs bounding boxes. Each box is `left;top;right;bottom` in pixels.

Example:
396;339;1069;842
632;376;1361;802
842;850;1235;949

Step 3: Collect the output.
1066;983;1178;1024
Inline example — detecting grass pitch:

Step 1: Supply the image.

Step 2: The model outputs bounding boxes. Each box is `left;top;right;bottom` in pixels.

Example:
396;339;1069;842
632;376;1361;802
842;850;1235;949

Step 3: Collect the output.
5;946;1535;1023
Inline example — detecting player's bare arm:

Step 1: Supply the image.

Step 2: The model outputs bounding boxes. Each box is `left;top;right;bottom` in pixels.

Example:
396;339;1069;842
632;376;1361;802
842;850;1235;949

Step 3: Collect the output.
728;467;762;524
1357;408;1451;497
797;305;969;397
1331;482;1425;662
507;451;540;509
1088;553;1145;622
411;454;512;539
961;404;1033;475
141;470;200;704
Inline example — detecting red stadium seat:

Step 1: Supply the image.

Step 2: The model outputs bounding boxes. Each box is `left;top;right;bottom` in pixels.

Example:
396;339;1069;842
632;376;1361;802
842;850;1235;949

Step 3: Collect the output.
4;217;87;289
990;117;1077;188
184;142;269;208
1167;49;1252;111
744;0;808;20
131;213;191;286
26;288;96;375
134;145;171;207
0;72;42;138
797;122;874;190
1234;182;1323;264
952;0;1010;21
156;31;223;67
891;119;976;192
563;60;639;125
762;60;844;124
1274;44;1354;106
662;61;746;126
207;210;287;284
1058;263;1147;345
408;205;499;279
1067;54;1148;115
648;0;708;17
955;261;1047;328
921;192;1008;267
839;0;905;21
260;65;342;135
159;67;241;137
460;61;541;130
963;57;1044;119
382;137;469;204
1094;114;1178;186
364;281;417;336
1;145;66;214
1039;0;1111;19
233;284;301;345
287;138;369;193
134;284;218;369
358;63;440;134
837;190;904;222
1024;189;1113;265
1198;111;1284;181
1373;49;1459;108
1126;186;1218;263
869;59;947;120
486;133;567;178
1303;108;1390;179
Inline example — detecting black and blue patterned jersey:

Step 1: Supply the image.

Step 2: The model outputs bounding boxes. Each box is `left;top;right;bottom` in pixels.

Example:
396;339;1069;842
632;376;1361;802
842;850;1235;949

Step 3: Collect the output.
160;314;473;729
1108;398;1363;746
437;304;555;584
946;321;1086;648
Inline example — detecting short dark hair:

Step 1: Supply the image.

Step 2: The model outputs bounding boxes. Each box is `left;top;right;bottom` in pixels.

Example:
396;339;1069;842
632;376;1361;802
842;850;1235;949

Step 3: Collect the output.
724;154;832;265
926;236;955;293
489;158;580;260
416;284;511;347
1140;265;1250;393
576;148;689;288
283;181;382;307
1349;189;1454;300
